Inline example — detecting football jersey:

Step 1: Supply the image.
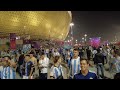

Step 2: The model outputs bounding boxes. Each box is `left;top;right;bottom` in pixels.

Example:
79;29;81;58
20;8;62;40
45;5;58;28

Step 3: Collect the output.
50;65;64;79
25;61;33;76
0;66;3;78
70;57;81;78
1;66;16;79
74;70;98;79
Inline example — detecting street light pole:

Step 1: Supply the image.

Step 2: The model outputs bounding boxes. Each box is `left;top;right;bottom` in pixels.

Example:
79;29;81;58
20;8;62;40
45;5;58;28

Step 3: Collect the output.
70;22;74;46
82;38;84;46
76;39;78;44
84;34;87;46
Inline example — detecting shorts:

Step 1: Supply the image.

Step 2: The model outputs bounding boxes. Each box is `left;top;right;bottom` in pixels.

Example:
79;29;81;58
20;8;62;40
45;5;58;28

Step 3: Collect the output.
23;75;29;79
23;75;33;79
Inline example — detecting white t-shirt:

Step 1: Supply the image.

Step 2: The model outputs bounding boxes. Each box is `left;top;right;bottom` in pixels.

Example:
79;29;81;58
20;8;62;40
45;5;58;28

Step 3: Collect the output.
92;50;97;58
46;49;49;53
53;52;60;57
39;57;49;73
67;52;70;56
100;48;102;51
107;49;111;55
52;48;55;54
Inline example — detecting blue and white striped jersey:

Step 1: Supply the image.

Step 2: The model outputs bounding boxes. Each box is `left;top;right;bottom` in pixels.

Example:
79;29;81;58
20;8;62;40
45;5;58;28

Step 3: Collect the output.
10;67;16;79
50;65;64;79
70;56;81;78
114;60;120;73
1;67;8;79
25;61;33;76
1;66;16;79
0;66;3;78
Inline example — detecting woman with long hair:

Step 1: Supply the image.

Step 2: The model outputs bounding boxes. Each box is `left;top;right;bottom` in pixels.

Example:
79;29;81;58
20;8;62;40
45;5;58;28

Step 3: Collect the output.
50;56;64;79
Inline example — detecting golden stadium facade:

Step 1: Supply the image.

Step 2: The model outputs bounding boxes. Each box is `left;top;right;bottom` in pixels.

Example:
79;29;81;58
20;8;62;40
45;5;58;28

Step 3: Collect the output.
0;11;72;40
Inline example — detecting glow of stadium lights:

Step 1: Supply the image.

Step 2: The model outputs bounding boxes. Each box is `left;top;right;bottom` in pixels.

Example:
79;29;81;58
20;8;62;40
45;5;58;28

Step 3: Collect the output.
24;26;26;29
70;22;74;26
82;38;84;40
76;40;77;42
16;37;18;40
84;34;87;37
16;36;20;40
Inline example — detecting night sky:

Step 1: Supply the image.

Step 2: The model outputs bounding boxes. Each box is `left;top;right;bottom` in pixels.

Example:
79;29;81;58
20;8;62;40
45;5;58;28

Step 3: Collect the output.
71;11;120;42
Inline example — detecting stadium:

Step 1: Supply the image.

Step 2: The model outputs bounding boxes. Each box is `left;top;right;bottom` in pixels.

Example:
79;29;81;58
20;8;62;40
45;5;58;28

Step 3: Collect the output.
0;11;72;40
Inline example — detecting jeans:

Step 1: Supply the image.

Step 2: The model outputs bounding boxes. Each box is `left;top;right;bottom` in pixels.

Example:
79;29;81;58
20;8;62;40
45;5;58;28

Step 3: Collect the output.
69;76;73;79
96;63;104;78
19;65;23;78
109;63;113;73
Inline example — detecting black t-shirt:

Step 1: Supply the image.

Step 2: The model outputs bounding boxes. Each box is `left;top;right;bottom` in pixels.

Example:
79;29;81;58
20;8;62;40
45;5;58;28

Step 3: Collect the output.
94;53;105;65
86;49;91;56
18;54;25;65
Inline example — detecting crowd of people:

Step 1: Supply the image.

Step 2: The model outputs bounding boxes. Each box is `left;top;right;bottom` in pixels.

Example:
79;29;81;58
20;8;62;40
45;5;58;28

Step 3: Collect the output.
0;44;120;79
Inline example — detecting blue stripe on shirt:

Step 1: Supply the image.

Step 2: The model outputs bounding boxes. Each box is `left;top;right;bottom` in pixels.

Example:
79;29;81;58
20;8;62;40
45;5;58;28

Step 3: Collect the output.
8;67;10;79
74;60;76;75
12;69;16;79
55;68;59;78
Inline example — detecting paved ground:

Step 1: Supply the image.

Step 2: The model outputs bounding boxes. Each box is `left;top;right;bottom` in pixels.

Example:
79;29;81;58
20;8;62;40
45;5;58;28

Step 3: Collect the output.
89;61;113;79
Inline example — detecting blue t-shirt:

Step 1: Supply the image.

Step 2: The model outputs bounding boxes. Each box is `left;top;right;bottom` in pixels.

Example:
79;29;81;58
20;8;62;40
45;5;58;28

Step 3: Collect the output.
74;70;98;79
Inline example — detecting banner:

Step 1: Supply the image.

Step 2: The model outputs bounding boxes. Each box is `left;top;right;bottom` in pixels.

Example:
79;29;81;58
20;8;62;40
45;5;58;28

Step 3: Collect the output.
10;33;16;50
10;39;16;50
23;44;31;53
